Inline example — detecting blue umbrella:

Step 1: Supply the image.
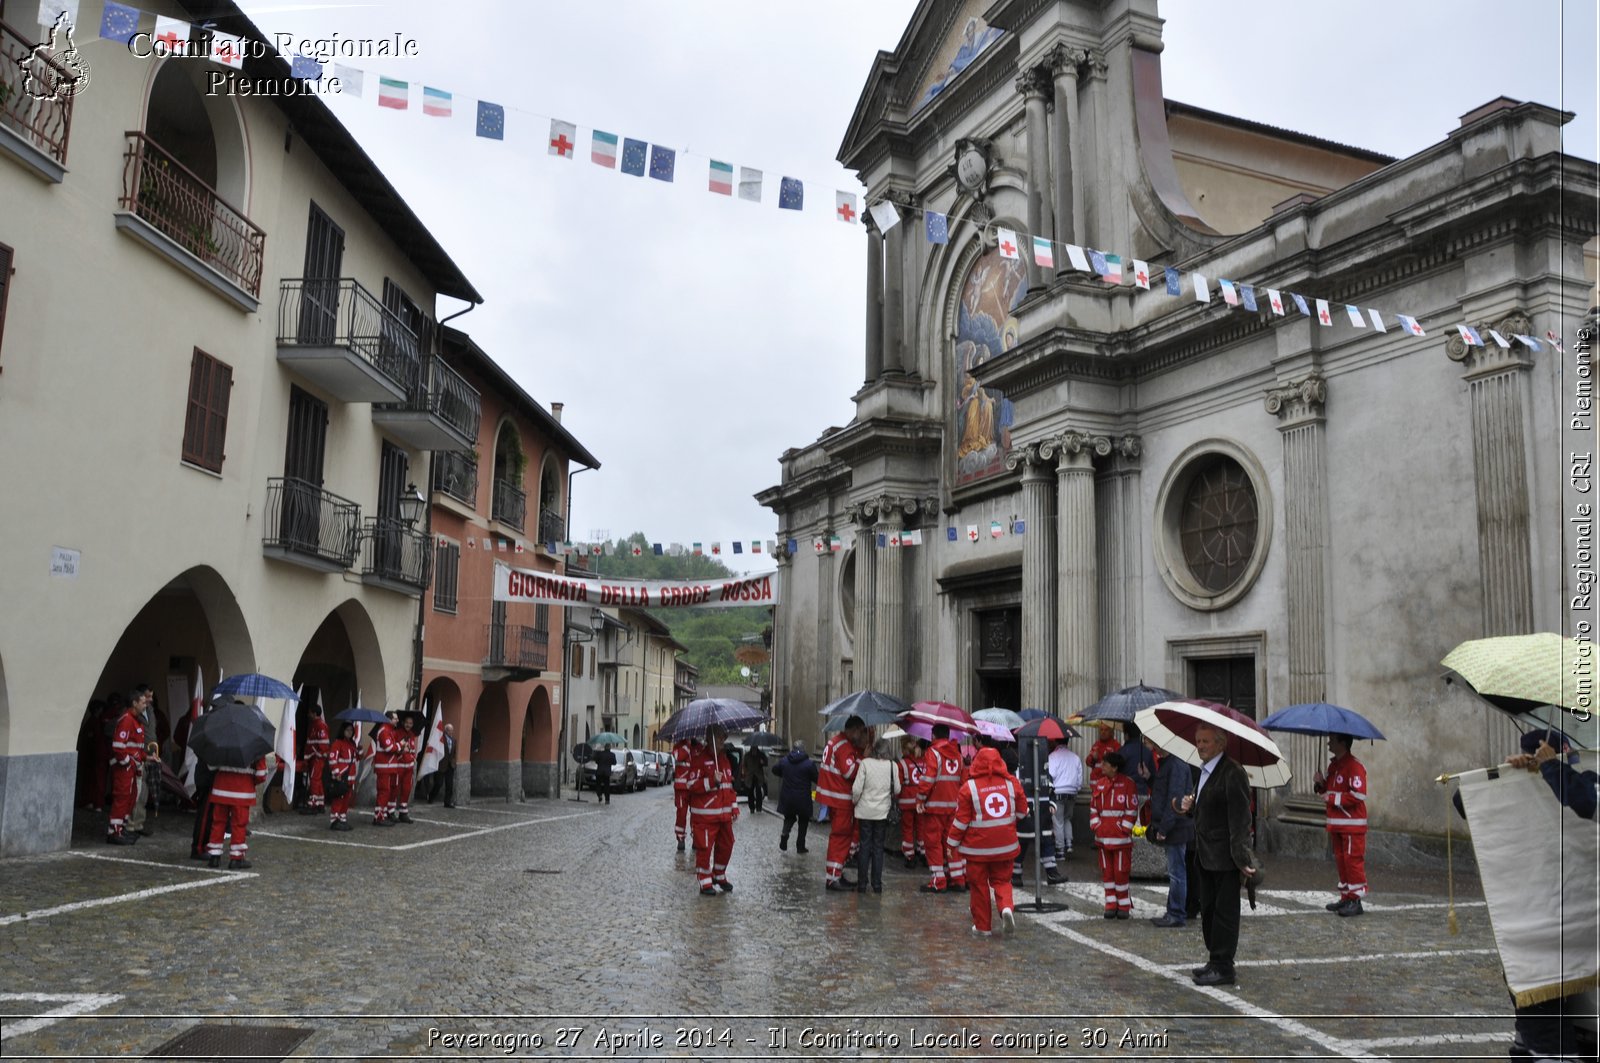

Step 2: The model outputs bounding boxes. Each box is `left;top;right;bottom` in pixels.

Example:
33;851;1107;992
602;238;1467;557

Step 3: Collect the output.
1018;708;1051;722
658;698;765;742
1079;683;1181;723
213;673;299;701
818;689;910;728
335;706;389;724
1260;702;1386;741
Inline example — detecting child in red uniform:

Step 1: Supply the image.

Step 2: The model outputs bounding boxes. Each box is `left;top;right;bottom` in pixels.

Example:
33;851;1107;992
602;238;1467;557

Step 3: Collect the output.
946;746;1026;936
1091;751;1138;918
326;722;358;831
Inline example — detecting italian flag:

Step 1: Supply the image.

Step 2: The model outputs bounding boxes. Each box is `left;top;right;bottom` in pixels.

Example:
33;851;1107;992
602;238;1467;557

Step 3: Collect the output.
591;130;618;168
378;78;408;110
422;87;452;117
709;160;733;195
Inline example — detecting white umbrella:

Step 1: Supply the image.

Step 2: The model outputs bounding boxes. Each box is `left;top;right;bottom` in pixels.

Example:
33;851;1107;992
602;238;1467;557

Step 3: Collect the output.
1133;699;1291;789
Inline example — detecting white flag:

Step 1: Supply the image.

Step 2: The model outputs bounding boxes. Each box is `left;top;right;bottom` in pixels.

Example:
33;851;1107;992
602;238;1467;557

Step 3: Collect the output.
418;703;446;780
738;167;762;203
210;31;246;70
995;228;1020;260
1368;308;1387;332
1064;244;1091;272
334;64;364;97
1345;304;1366;328
834;191;859;224
1193;273;1211;303
181;667;202;797
276;691;298;804
868;199;900;232
1486;329;1512;349
1132;260;1151;290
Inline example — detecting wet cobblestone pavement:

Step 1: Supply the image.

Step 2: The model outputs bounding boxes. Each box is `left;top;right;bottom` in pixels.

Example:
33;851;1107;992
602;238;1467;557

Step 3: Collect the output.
0;789;1514;1061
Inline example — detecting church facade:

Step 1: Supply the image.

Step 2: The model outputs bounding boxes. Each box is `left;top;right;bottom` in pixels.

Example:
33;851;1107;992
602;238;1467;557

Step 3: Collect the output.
757;0;1597;846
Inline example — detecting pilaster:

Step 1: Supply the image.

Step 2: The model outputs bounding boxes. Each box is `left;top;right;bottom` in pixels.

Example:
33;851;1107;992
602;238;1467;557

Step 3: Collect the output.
864;213;884;383
847;503;879;688
1044;429;1109;711
1048;45;1086;253
1008;443;1059;712
1017;65;1054;290
1096;436;1143;693
882;190;913;376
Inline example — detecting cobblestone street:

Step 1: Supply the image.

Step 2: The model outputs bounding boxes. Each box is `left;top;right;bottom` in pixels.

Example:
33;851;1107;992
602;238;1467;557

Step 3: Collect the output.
1;788;1511;1061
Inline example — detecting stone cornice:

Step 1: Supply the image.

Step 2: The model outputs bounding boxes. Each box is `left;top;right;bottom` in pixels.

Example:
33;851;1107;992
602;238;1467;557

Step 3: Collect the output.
1264;372;1328;426
847;493;938;527
821;416;944;466
1446;311;1537;379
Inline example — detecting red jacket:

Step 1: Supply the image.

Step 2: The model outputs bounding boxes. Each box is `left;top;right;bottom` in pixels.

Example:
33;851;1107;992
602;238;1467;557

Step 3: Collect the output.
302;717;330;764
327;738;357;781
1321;752;1368;833
372;723;401;773
1090;772;1138;847
211;758;268;807
919;738;965;815
111;711;146;770
816;734;861;810
895;757;925;811
685;745;736;823
395;728;419;769
946;748;1026;862
672;740;697;792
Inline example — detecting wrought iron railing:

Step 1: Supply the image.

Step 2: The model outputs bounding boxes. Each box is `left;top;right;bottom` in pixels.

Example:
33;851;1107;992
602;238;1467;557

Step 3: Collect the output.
491;478;525;531
120;132;265;295
375;354;481;444
537;509;565;545
431;450;478;508
360;517;430;591
0;19;74;165
263;477;361;568
485;623;549;670
277;278;420;393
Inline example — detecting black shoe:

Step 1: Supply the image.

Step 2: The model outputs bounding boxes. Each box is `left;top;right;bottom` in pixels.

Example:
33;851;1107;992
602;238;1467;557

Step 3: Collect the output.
1046;869;1068;884
717;881;733;893
779;836;788;851
856;884;868;893
1104;909;1119;919
136;827;154;836
919;883;946;893
838;876;858;889
228;858;252;870
1326;899;1347;912
1337;898;1365;917
676;839;686;852
1193;968;1235;986
1011;874;1024;886
950;882;969;893
1191;964;1213;979
699;885;718;896
397;813;413;823
1115;910;1130;920
872;885;883;893
795;845;808;854
207;855;220;868
903;857;917;870
1150;915;1186;928
825;880;852;892
443;803;457;808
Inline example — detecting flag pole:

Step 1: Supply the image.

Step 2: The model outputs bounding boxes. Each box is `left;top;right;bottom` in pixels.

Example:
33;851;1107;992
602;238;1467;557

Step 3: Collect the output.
1435;762;1522;785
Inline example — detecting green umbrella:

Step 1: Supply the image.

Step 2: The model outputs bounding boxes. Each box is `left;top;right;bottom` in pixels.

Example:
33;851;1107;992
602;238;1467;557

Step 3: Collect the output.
588;731;626;747
1442;633;1586;714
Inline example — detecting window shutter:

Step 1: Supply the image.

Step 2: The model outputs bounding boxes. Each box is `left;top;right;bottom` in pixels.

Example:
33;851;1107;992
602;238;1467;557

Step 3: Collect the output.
183;349;232;473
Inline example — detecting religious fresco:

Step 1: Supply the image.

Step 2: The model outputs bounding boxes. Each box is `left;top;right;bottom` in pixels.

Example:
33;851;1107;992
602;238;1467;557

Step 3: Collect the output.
953;248;1027;486
915;13;1004;111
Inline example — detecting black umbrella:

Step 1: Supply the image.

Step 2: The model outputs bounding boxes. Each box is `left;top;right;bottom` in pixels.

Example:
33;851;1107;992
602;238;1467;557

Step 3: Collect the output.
818;689;910;728
740;731;783;747
188;700;276;769
336;706;388;724
657;698;765;742
1079;683;1181;723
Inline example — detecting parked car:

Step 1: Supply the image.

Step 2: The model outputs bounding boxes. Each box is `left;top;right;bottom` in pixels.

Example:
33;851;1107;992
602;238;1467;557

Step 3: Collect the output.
579;749;637;792
635;750;667;787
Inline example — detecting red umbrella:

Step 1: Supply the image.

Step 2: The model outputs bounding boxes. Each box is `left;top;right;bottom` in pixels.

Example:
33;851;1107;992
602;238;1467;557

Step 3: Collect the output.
1013;716;1078;743
902;700;977;733
1133;699;1291;788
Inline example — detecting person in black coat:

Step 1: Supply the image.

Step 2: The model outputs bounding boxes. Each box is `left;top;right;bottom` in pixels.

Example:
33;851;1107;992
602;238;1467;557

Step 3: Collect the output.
1145;736;1194;928
771;741;819;853
1178;722;1256;987
593;745;617;805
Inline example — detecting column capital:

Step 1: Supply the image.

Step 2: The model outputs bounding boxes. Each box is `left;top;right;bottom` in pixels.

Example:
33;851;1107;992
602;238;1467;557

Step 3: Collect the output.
1048;44;1088;78
1042;429;1112;468
1016;65;1053;100
1264;372;1328;425
850;493;924;525
1446;311;1537;379
881;187;917;211
1085;50;1109;80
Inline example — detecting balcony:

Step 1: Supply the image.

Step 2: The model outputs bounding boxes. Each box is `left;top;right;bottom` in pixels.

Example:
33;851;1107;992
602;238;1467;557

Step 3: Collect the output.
372;354;481;451
490;478;525;532
483;622;549;682
277;278;420;403
114;132;265;310
431;450;478;509
537;508;565;546
0;18;74;181
359;517;431;597
262;477;362;573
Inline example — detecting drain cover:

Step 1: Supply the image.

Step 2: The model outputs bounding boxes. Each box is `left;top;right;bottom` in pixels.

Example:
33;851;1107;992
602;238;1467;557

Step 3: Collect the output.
524;868;562;874
144;1024;313;1060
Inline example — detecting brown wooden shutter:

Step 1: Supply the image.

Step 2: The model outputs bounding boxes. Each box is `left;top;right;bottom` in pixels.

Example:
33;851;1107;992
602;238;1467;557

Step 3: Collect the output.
183;348;232;472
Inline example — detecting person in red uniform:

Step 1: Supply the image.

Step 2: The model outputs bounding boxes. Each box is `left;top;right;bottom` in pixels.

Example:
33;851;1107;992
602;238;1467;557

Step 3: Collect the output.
206;755;268;868
301;704;331;814
945;746;1026;935
1091;751;1138;918
394;713;420;823
918;724;969;892
895;737;926;868
1315;733;1368;917
817;716;866;891
1085;722;1120;793
106;689;147;845
672;736;698;852
371;713;400;826
686;726;738;895
326;721;358;831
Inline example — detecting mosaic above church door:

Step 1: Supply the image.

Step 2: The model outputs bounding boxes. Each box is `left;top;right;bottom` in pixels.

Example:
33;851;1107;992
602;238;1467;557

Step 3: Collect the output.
953;248;1027;485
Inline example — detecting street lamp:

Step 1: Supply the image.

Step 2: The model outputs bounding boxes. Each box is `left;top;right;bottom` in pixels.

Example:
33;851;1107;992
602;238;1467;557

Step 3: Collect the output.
398;482;426;527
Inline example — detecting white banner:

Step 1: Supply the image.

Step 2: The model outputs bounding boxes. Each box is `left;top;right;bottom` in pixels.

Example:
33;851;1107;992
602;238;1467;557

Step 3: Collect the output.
492;564;778;609
1459;766;1600;1006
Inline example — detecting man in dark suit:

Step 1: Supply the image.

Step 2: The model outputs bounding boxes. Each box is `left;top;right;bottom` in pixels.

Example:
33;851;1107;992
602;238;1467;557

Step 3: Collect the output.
1178;721;1255;987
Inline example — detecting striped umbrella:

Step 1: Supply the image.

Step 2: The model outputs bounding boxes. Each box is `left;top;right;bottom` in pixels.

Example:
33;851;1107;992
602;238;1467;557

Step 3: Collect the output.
902;700;977;733
657;698;765;742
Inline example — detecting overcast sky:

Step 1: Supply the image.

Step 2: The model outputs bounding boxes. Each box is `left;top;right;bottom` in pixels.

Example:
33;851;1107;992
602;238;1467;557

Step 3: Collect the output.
240;1;1597;573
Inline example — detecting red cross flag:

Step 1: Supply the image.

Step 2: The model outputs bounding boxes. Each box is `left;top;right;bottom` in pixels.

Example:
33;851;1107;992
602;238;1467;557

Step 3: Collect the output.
1315;299;1333;326
996;228;1019;260
548;119;576;158
1267;289;1286;316
834;191;858;224
1132;260;1151;290
631;544;643;556
967;525;980;542
153;15;190;51
211;31;245;69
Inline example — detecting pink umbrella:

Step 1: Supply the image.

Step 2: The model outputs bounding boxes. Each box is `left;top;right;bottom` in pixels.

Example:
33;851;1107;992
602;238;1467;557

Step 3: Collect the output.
1133;699;1291;788
901;720;974;744
903;700;977;733
972;718;1015;743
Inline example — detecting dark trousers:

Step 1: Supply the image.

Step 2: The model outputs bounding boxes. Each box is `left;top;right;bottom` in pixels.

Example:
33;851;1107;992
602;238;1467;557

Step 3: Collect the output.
1196;864;1242;975
427;765;456;805
856;818;886;888
598;775;612;804
780;812;810;851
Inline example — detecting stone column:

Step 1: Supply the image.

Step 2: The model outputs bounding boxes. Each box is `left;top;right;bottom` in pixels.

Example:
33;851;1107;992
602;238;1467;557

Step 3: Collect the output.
1018;67;1054;288
814;529;836;717
1096;437;1142;690
1046;430;1108;712
772;541;793;743
872;498;909;700
1265;374;1331;798
1049;46;1085;252
1447;313;1538;758
882;191;909;375
1080;51;1108;246
850;505;879;689
864;214;884;384
1008;445;1058;712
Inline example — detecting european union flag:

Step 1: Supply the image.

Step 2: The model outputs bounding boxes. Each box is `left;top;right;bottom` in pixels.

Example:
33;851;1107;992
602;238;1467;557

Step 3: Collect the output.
778;176;804;211
1291;292;1311;316
475;101;505;141
946;526;958;542
927;211;950;245
99;0;139;43
1089;249;1108;276
1164;267;1181;296
621;138;647;176
877;533;887;548
786;538;798;554
1013;519;1026;535
732;541;743;554
649;144;675;182
652;543;663;556
1240;284;1258;312
291;54;323;81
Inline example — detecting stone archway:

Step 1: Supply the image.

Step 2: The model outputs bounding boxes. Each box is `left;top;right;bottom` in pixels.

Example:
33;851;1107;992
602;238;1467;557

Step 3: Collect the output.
520;685;556;798
422;676;463;802
470;683;526;800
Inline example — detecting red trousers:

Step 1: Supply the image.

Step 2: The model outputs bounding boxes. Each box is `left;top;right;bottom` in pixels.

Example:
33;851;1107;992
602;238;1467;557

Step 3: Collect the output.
107;766;139;833
1097;844;1132;911
823;803;858;883
1333;831;1367;899
693;819;734;888
396;769;414;814
374;770;394;820
674;790;689;841
328;789;351;821
306;758;325;808
921;811;957;887
966;857;1015;933
899;807;920;858
207;803;251;857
